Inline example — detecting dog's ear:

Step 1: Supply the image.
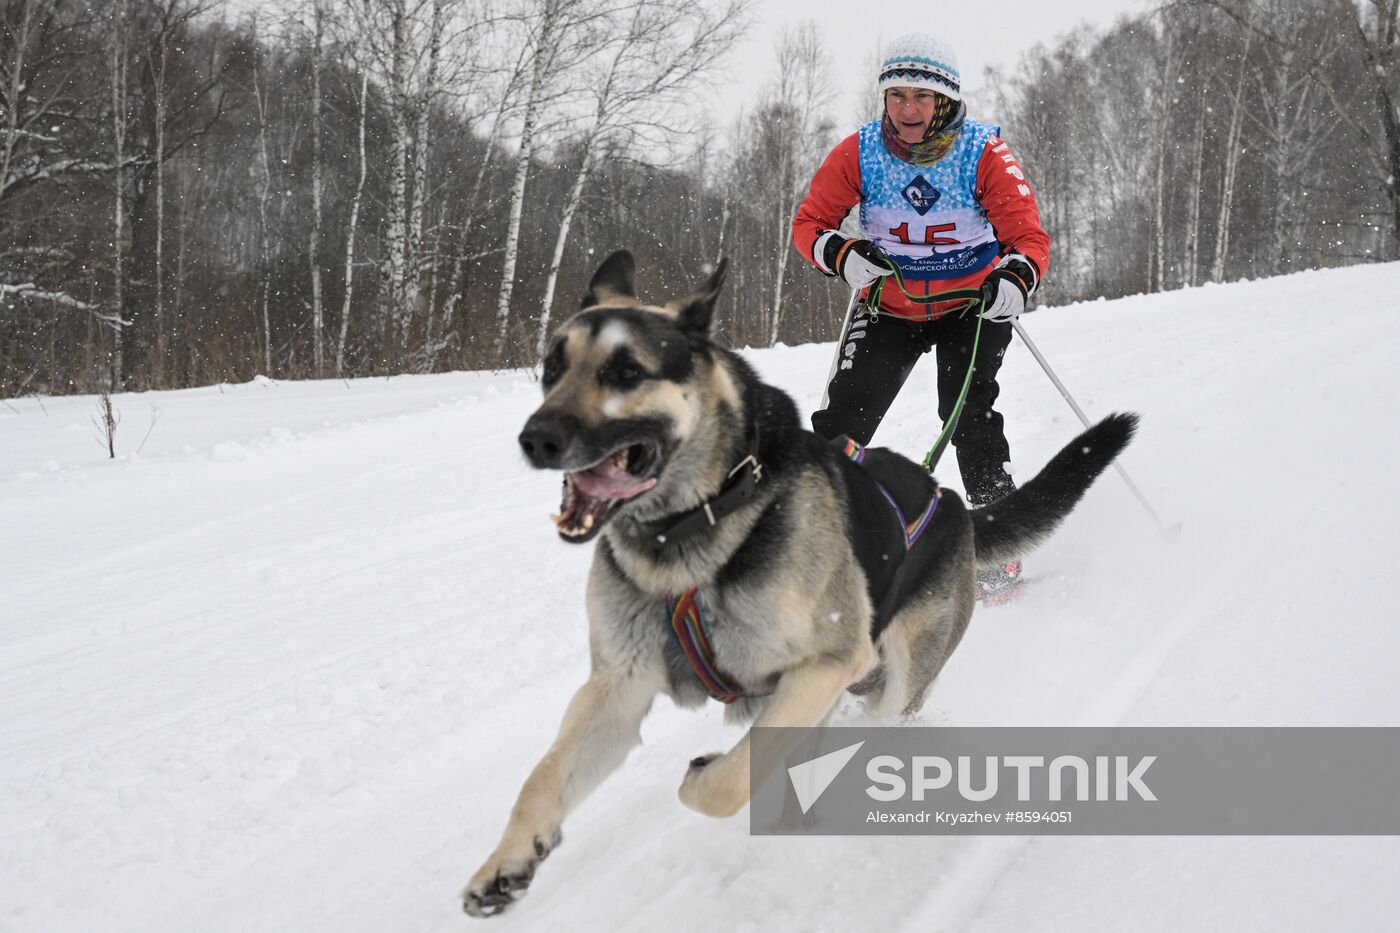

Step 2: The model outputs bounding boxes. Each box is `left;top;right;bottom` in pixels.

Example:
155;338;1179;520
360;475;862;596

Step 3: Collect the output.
581;250;637;308
677;258;728;336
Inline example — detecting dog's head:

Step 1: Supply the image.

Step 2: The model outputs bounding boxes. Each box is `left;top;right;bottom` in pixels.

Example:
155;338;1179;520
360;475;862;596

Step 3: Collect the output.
519;249;732;543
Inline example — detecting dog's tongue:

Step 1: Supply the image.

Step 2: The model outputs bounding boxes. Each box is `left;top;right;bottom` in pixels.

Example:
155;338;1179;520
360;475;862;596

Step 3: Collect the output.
571;460;656;501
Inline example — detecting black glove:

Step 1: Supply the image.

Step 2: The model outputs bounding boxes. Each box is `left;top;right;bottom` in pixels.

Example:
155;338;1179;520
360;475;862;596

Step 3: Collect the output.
979;253;1038;322
818;232;894;289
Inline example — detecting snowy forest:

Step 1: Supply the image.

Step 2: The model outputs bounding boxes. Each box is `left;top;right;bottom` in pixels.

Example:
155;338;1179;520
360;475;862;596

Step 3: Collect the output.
0;0;1392;394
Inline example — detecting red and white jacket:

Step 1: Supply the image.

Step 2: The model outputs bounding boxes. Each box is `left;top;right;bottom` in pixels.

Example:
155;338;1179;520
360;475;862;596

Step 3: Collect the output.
792;120;1051;321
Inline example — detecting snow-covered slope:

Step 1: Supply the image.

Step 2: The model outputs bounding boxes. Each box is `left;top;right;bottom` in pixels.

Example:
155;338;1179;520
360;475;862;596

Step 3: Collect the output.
3;264;1399;932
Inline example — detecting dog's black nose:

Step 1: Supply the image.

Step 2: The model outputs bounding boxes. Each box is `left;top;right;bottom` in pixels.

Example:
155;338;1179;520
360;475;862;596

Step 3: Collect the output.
519;416;572;469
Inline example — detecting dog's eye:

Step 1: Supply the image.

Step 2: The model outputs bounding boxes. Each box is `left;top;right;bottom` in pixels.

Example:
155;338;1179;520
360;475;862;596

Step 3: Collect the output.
599;354;646;390
542;342;566;386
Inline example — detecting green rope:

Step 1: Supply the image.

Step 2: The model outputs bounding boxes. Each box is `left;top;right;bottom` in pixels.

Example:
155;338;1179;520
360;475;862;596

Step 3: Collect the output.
865;259;983;309
860;259;986;474
921;309;982;472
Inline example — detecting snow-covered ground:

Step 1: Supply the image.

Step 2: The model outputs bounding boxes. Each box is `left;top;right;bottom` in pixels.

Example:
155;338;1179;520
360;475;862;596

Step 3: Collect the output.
4;264;1399;932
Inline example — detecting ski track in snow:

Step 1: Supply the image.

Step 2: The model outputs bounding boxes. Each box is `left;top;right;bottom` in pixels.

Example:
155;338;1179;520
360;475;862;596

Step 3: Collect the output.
4;265;1400;931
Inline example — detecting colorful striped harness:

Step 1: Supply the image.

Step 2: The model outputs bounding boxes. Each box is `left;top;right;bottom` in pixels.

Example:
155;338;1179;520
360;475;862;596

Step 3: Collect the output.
666;589;750;704
665;438;942;705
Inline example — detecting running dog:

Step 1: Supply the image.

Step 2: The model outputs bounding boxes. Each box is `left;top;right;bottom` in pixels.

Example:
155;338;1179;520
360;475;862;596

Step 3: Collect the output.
463;250;1136;917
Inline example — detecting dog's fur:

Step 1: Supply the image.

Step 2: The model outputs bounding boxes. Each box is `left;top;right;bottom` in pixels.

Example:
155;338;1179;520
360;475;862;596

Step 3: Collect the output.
463;251;1137;917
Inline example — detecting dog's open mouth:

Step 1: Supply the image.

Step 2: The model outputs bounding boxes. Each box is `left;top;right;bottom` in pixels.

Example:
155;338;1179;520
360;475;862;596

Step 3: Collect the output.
552;443;658;542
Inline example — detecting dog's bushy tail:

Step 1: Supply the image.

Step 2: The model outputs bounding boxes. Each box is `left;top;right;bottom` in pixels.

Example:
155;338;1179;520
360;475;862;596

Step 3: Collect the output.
972;413;1139;565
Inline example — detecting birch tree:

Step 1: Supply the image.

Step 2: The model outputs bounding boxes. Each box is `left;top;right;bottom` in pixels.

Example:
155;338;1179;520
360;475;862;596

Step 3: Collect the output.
1184;67;1208;286
251;15;273;374
1245;1;1335;269
111;0;130;386
403;0;449;354
124;0;223;384
351;0;471;363
1210;24;1253;282
350;0;414;360
0;0;106;217
988;32;1097;299
309;0;325;375
336;70;370;376
379;0;410;351
1087;22;1160;295
1151;18;1196;292
152;12;168;382
1207;0;1400;257
435;41;528;362
766;22;833;345
491;0;606;359
1325;0;1400;258
0;0;112;324
534;0;746;355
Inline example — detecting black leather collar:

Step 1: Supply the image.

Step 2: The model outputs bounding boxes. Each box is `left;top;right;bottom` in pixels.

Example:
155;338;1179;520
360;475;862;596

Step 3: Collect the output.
649;451;765;545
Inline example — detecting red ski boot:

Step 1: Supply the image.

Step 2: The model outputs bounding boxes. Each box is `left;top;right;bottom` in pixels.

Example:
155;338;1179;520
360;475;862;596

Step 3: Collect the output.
975;559;1025;606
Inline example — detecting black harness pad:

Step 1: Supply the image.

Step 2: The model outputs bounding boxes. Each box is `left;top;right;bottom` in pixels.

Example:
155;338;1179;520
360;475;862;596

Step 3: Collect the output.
830;438;939;639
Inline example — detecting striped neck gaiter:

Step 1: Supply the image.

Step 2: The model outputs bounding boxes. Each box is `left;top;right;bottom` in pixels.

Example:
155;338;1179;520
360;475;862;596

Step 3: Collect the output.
881;96;966;166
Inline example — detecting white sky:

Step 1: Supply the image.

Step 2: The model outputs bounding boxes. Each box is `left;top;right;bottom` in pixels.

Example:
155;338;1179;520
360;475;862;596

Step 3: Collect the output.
709;0;1155;131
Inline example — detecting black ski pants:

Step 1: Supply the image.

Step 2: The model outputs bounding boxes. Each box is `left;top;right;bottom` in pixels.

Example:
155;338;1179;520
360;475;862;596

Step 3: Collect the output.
811;307;1016;506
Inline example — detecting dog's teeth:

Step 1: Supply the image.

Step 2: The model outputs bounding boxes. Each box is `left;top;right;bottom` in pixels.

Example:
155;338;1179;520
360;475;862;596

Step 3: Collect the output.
582;513;594;529
614;449;629;470
550;513;564;526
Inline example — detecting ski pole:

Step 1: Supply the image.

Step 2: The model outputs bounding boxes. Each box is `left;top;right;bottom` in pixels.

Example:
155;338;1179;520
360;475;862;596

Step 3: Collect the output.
837;286;861;337
1011;320;1180;542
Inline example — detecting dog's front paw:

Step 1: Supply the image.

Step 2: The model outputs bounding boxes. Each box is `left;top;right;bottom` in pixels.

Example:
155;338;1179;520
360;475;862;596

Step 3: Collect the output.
678;752;747;818
462;830;561;918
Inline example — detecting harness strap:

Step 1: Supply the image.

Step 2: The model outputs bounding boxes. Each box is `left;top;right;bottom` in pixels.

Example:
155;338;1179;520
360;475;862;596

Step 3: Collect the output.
650;444;768;704
667;439;945;704
841;437;942;550
666;588;748;704
897;485;942;549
